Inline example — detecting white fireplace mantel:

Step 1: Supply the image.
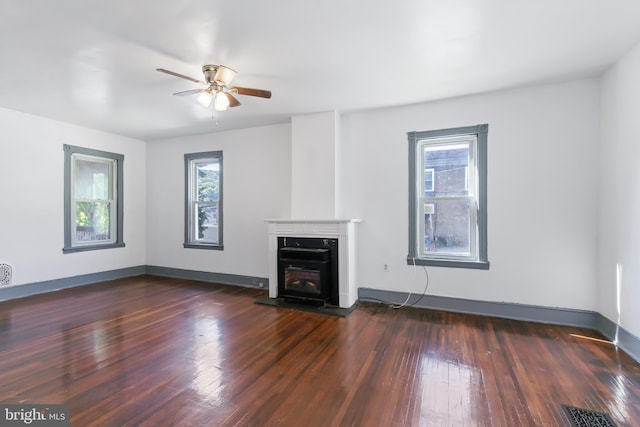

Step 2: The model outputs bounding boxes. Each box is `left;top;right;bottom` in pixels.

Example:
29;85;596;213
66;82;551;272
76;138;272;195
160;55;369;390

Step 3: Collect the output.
265;219;361;308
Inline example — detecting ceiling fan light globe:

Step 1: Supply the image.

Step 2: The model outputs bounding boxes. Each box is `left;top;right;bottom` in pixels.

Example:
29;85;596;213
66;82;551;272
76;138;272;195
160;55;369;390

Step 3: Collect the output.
214;91;230;111
197;91;213;107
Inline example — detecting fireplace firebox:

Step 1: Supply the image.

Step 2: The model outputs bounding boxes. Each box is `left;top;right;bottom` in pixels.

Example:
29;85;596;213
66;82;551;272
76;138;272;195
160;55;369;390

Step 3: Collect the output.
277;237;338;306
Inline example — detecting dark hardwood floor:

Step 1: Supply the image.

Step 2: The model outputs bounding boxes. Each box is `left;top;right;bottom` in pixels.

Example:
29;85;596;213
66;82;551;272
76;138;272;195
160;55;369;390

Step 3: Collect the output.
0;275;639;426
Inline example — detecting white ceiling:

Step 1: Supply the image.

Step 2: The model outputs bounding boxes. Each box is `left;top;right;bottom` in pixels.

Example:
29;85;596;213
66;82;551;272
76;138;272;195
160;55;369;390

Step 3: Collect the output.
1;1;640;141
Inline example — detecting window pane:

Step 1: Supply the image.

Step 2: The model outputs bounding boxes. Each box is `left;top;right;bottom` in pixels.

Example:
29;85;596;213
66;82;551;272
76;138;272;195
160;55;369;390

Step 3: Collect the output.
196;162;219;201
423;144;469;197
75;201;111;242
74;158;111;200
423;199;470;256
195;202;219;243
424;168;434;193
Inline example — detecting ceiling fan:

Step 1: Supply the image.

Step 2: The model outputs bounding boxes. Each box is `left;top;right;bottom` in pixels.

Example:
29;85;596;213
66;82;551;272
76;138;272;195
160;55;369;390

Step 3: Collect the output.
156;65;271;111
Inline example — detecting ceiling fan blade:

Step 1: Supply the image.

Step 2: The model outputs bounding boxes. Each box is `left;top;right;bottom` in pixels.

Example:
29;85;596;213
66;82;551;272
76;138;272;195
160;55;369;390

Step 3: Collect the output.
173;89;207;96
230;86;272;99
225;92;241;107
157;68;206;85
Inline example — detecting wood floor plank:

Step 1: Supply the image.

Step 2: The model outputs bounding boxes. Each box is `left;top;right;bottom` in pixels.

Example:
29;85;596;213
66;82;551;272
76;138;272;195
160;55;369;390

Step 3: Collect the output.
0;275;639;426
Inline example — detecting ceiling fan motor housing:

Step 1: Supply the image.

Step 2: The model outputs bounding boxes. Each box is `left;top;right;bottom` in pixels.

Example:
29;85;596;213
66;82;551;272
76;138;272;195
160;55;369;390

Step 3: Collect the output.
202;64;237;86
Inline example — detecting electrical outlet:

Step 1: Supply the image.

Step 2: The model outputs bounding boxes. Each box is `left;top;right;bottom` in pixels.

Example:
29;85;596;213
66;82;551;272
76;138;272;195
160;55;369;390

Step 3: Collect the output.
258;282;264;288
384;264;388;272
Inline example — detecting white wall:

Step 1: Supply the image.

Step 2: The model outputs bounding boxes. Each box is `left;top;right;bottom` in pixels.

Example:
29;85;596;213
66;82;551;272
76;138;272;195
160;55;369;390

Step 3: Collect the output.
339;79;600;310
0;77;607;318
0;107;146;286
291;112;338;218
145;124;291;278
598;41;640;339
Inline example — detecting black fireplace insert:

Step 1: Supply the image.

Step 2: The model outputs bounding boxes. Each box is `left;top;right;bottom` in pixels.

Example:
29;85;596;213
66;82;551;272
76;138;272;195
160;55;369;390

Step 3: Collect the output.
277;237;339;306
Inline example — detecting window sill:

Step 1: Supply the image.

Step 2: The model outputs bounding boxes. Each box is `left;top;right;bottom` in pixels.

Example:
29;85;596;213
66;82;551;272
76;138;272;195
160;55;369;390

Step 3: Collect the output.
183;243;224;251
63;242;125;254
406;256;490;270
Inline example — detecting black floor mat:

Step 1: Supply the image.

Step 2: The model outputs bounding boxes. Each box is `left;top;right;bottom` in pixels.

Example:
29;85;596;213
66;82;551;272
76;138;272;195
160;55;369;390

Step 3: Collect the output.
254;297;354;317
561;405;617;427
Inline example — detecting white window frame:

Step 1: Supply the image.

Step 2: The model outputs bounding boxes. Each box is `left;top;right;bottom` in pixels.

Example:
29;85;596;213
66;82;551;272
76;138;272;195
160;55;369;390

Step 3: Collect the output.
408;125;489;269
184;151;223;250
71;154;117;246
417;138;477;260
63;145;124;253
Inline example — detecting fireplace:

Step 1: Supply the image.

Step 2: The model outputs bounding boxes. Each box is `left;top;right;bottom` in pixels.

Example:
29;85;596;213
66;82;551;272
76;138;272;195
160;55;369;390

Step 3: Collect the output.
277;237;338;306
266;219;360;308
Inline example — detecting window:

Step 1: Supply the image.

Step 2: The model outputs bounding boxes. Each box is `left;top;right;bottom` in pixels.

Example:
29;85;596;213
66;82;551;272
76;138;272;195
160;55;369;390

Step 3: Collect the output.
408;124;489;269
184;151;223;250
63;145;124;253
